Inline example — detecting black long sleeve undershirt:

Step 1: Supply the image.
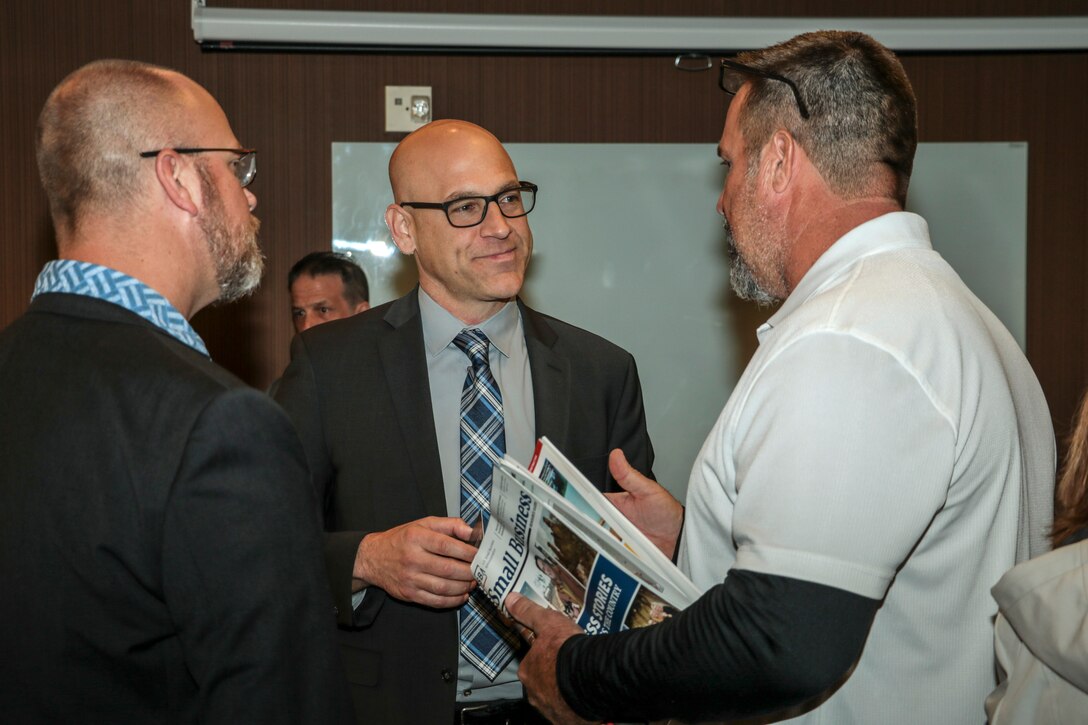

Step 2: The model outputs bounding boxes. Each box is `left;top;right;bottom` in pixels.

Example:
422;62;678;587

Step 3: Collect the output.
557;569;880;723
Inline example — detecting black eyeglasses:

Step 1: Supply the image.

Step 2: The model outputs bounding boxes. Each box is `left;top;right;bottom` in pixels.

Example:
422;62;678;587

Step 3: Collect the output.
718;59;810;120
138;147;258;187
400;183;538;228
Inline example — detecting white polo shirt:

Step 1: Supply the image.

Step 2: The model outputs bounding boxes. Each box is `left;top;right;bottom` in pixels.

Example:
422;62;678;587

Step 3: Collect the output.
679;212;1054;723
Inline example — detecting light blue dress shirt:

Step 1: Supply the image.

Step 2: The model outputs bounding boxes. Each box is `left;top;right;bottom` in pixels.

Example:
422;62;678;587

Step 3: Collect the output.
418;288;535;702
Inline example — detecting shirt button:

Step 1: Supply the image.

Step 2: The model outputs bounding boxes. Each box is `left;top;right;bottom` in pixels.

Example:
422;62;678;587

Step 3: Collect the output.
462;688;472;697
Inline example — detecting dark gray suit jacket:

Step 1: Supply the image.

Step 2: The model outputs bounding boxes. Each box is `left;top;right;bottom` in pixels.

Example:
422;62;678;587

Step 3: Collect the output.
0;293;353;724
274;289;655;723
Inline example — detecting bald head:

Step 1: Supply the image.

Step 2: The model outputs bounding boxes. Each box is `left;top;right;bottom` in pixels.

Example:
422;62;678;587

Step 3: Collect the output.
388;120;516;203
383;119;532;324
37;59;220;238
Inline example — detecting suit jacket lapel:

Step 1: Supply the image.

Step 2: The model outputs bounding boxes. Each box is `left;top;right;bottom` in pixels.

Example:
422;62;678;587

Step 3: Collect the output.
380;290;448;517
520;300;571;449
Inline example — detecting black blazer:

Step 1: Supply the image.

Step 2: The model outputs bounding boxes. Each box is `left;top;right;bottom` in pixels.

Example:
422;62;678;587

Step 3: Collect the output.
275;289;655;724
0;294;353;724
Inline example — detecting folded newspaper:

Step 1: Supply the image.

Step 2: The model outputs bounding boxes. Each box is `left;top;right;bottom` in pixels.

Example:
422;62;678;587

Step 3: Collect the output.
472;437;700;635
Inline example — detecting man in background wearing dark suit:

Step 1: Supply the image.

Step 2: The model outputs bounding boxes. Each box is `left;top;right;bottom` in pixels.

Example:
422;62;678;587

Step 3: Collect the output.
0;59;353;723
274;119;655;723
289;251;371;333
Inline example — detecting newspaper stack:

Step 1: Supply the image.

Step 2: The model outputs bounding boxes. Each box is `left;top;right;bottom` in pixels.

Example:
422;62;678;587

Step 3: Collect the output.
472;437;699;634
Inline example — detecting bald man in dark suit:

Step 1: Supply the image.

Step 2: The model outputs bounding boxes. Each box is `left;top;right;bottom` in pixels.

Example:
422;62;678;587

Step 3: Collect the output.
275;120;654;724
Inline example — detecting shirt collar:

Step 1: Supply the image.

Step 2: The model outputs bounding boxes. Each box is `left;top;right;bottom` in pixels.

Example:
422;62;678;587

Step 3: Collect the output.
418;287;520;360
32;259;210;357
758;211;932;340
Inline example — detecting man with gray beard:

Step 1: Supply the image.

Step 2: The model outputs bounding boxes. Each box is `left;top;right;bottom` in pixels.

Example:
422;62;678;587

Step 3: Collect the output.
0;60;353;723
509;30;1054;724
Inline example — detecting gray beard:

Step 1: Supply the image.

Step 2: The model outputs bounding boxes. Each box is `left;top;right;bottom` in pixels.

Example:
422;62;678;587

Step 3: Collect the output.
724;217;777;306
208;218;263;304
197;165;264;304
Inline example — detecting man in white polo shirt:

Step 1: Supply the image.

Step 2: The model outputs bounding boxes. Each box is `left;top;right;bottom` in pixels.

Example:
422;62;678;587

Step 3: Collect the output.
508;30;1055;724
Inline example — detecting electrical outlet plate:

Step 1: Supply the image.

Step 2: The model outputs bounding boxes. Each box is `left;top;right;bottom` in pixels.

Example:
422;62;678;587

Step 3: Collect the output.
385;85;432;133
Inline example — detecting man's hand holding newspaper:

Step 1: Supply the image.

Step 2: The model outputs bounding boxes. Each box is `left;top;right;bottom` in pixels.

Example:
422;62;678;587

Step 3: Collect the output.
506;591;594;725
472;437;697;637
603;449;685;561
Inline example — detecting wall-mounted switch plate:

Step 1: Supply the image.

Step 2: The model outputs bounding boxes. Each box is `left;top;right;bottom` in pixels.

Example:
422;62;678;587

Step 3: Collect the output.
385;85;432;133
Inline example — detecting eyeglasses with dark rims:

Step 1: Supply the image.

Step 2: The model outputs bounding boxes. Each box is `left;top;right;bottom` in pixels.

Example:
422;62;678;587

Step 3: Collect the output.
400;182;538;228
674;53;811;121
717;59;810;120
138;147;258;188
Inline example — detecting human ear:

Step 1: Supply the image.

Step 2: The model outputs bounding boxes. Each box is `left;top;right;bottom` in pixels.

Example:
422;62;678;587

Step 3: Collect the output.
764;130;797;194
385;204;417;255
154;151;199;216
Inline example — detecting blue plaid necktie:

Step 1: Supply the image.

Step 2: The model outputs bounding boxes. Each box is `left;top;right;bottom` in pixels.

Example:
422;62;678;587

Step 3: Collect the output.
453;329;521;680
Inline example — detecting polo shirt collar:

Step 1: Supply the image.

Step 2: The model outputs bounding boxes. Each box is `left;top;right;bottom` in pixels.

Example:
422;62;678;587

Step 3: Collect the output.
759;211;932;339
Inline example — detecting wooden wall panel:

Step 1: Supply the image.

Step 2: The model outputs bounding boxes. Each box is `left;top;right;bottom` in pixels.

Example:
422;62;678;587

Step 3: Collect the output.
2;0;1087;445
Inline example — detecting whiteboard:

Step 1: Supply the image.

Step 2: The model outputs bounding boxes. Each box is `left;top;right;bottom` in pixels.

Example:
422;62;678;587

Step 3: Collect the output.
332;142;1028;498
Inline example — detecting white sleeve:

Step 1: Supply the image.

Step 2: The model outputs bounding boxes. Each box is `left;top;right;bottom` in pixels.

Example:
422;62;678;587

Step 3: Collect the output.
730;331;955;599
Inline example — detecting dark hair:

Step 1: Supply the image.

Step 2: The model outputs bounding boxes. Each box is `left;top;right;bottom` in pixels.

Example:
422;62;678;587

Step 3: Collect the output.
1052;389;1088;546
735;30;918;207
288;251;369;305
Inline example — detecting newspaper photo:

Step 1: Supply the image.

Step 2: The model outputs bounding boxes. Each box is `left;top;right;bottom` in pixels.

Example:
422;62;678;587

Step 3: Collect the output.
472;439;698;635
528;437;702;603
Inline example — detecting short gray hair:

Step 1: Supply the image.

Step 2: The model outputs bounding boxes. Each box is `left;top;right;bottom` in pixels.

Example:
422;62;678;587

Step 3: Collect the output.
736;31;917;206
37;59;184;235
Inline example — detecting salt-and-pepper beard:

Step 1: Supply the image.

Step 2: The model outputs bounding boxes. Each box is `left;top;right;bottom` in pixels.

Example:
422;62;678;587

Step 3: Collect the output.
723;214;779;306
197;163;264;304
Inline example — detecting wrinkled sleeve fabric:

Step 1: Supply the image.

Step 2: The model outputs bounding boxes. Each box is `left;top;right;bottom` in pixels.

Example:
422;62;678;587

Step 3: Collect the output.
728;332;954;598
559;331;952;722
162;387;353;723
558;570;878;723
